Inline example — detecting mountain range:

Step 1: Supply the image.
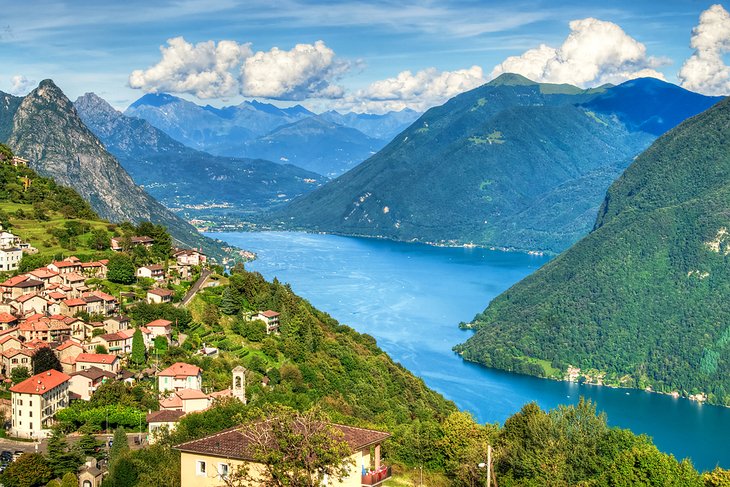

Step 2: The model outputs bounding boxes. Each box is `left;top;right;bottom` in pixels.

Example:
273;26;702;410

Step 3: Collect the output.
261;74;722;254
75;93;324;221
455;95;730;405
125;93;419;177
0;80;231;259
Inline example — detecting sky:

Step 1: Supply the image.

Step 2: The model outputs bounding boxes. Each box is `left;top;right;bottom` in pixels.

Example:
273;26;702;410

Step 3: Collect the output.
1;0;729;113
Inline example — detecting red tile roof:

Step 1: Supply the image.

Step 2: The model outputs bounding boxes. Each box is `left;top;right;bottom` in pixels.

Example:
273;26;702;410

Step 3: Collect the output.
15;293;46;304
63;298;87;307
259;310;280;318
158;362;200;377
10;369;70;395
147;409;185;423
75;353;118;364
174;421;390;461
56;340;84;352
51;261;79;268
176;388;209;400
146;319;172;328
27;268;58;279
0;313;17;323
1;275;29;287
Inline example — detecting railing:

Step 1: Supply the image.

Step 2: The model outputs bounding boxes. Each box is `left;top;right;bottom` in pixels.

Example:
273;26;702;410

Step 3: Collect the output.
362;466;391;486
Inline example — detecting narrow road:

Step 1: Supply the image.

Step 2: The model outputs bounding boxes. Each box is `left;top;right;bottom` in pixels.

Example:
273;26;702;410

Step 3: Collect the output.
178;269;212;307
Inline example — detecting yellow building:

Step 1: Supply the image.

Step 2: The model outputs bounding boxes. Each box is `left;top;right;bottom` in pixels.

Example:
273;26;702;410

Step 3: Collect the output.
175;422;391;487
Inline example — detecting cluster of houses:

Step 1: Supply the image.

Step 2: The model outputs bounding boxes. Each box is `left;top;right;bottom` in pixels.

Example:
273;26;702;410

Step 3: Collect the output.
0;228;36;273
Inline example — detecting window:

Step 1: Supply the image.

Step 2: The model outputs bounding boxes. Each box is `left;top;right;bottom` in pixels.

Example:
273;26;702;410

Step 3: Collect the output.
196;460;206;476
218;463;229;479
29;411;32;417
29;422;33;429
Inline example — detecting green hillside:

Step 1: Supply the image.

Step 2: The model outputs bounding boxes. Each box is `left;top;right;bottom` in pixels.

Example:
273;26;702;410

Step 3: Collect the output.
262;75;718;254
455;97;730;405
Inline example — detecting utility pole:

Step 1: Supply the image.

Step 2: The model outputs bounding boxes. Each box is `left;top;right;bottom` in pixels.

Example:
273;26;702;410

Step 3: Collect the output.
487;444;492;487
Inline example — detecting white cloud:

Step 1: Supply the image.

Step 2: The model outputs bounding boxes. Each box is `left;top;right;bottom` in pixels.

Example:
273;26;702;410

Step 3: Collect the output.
130;37;347;101
240;40;347;100
678;4;730;96
340;66;486;113
129;37;252;98
490;18;666;87
9;75;35;95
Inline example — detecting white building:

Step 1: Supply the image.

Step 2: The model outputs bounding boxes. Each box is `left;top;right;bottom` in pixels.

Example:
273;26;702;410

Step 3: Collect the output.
253;310;280;334
158;362;202;392
0;248;22;272
10;369;71;439
0;232;20;249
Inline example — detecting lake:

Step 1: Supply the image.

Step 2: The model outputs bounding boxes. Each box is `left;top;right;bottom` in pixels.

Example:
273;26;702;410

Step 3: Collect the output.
209;231;730;471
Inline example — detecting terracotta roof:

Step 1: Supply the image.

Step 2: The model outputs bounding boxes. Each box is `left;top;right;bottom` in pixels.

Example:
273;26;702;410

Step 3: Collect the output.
130;236;153;244
51;261;79;268
117;329;135;339
63;272;85;282
27;268;58;279
15;293;46;304
1;275;29;287
65;257;81;263
82;295;103;303
259;310;280;318
10;369;70;395
90;290;116;302
159;395;183;409
70;366;115;381
14;279;44;289
63;298;87;307
0;326;19;337
24;339;50;349
0;312;17;323
22;313;45;323
75;353;118;364
56;340;83;351
0;335;20;345
175;421;390;461
176;388;209;400
81;261;102;268
47;292;67;300
1;348;35;358
147;288;174;297
19;320;49;332
100;332;125;342
146;319;172;328
158;362;200;377
147;409;185;423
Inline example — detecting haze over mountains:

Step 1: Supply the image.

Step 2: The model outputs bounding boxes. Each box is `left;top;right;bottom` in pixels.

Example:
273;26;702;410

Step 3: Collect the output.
263;74;721;254
0;80;230;259
75;93;324;221
124;93;419;177
456;95;730;405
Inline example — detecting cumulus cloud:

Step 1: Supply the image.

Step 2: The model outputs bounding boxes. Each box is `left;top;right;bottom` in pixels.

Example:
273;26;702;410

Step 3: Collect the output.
130;37;346;100
129;37;251;98
678;4;730;96
340;66;486;113
9;75;35;95
240;40;347;100
490;18;666;87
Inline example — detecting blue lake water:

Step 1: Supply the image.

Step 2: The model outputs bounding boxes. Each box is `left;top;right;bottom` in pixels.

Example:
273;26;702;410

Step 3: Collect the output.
209;231;730;471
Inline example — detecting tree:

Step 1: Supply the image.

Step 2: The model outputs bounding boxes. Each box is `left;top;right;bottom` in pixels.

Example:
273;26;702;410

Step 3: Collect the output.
153;335;168;354
33;347;62;375
130;329;146;366
220;287;240;315
109;427;129;466
11;366;30;384
107;254;136;284
704;467;730;487
46;428;83;478
227;407;353;487
89;228;110;250
95;344;108;354
77;429;104;460
59;473;78;487
0;452;53;487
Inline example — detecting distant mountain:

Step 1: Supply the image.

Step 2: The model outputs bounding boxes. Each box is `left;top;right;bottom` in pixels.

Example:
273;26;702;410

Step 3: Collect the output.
75;93;324;220
0;80;230;259
317;108;420;141
261;74;721;254
241;117;383;177
125;93;420;177
455;96;730;405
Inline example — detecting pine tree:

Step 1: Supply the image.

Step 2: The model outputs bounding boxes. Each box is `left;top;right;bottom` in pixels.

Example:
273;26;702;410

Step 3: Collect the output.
78;430;103;460
220;287;240;315
108;428;129;467
130;328;146;366
46;428;83;478
60;472;78;487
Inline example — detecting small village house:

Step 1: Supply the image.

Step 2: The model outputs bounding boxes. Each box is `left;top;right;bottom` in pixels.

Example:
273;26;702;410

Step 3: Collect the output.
110;236;153;252
0;248;22;272
147;288;174;304
253;310;280;334
147;410;186;444
174;422;391;487
145;318;173;342
74;353;120;373
69;366;116;401
137;264;165;281
158;362;202;392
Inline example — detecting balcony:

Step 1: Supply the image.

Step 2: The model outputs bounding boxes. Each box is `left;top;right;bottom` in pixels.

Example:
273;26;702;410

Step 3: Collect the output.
362;466;391;486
